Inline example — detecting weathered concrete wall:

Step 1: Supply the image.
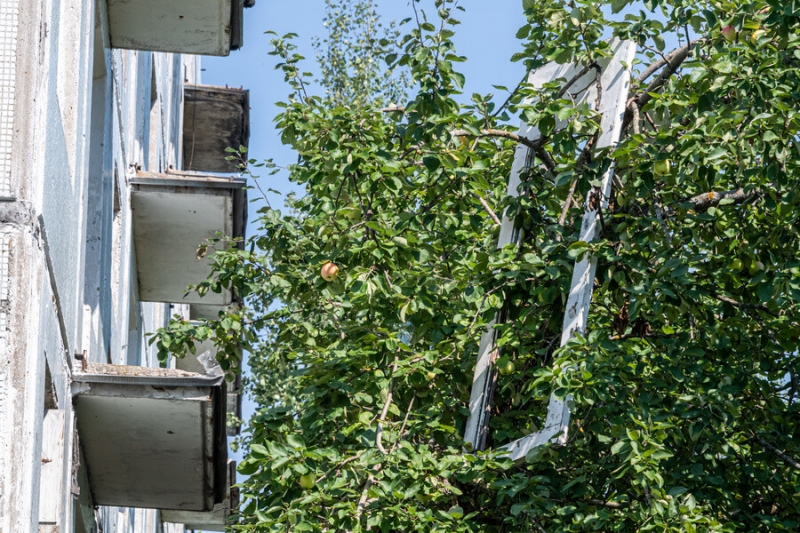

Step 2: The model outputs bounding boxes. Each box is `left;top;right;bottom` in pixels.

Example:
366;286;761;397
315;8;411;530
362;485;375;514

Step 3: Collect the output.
0;0;205;530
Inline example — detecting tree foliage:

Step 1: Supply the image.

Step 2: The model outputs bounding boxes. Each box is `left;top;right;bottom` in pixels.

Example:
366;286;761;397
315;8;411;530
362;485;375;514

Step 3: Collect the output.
155;0;800;531
312;0;411;108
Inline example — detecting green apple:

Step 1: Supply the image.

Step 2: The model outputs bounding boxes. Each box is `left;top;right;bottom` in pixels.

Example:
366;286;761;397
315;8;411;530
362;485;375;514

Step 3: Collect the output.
448;505;464;519
749;260;764;275
654;159;672;177
299;474;315;490
728;258;743;271
497;357;515;376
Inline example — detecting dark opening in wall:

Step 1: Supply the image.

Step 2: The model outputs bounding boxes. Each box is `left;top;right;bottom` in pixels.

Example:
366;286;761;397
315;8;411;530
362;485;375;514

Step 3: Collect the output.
43;357;57;411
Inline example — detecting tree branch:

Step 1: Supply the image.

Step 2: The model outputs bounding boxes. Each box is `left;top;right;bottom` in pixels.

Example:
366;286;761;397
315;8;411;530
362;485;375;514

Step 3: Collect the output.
389;396;415;454
556;61;598;99
375;354;399;455
622;39;703;132
636;40;699;84
586;499;624;509
684;187;761;212
471;193;501;225
451;128;554;172
315;453;363;484
450;128;542;152
755;436;800;470
630;186;764;219
710;293;778;319
353;475;375;528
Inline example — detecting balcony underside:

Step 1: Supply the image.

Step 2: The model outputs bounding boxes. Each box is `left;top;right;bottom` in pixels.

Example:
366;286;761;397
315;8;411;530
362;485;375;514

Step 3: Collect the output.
131;170;246;306
73;364;227;511
106;0;244;56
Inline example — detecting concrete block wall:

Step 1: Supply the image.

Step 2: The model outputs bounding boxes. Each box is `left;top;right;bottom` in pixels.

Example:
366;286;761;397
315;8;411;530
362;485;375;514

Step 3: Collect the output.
0;0;210;531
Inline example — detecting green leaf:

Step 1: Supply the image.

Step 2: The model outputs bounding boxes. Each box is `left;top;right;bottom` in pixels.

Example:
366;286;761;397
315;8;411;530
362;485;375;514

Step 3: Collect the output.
423;156;441;171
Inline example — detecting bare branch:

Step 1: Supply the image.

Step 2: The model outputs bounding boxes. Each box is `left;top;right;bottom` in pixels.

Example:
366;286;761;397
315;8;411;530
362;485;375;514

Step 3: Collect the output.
389;396;416;454
622;39;703;132
354;475;375;527
558;177;578;227
685;187;760;212
586;499;624;509
451;128;541;151
711;293;778;318
451;128;554;172
636;39;702;84
756;436;800;470
376;355;399;455
639;186;764;219
556;61;598;99
635;41;697;108
471;193;501;226
315;453;362;484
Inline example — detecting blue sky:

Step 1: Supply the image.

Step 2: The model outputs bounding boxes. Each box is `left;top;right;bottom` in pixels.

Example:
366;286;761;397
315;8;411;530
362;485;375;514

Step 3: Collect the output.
202;1;532;460
203;0;527;204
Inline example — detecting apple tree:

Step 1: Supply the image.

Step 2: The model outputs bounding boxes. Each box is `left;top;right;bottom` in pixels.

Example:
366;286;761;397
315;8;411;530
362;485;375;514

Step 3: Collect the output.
154;0;800;531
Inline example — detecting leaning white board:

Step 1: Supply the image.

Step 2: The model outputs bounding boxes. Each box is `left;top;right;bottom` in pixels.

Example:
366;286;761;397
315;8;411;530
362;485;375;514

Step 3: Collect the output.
465;39;636;460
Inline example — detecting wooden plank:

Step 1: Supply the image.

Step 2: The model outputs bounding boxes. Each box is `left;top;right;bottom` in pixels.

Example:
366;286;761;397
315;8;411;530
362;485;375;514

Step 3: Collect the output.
465;39;636;456
39;409;66;526
464;145;533;451
501;39;636;462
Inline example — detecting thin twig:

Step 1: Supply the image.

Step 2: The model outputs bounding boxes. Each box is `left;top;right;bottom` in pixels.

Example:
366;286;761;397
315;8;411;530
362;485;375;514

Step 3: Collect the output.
558;176;579;227
556;61;598;99
472;193;501;225
389;396;416;454
711;293;778;319
492;70;529;118
376;354;399;455
586;499;624;509
315;453;362;484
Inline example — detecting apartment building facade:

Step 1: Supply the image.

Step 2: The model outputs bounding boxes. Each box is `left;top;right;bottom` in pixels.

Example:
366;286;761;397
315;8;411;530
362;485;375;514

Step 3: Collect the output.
0;0;250;531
